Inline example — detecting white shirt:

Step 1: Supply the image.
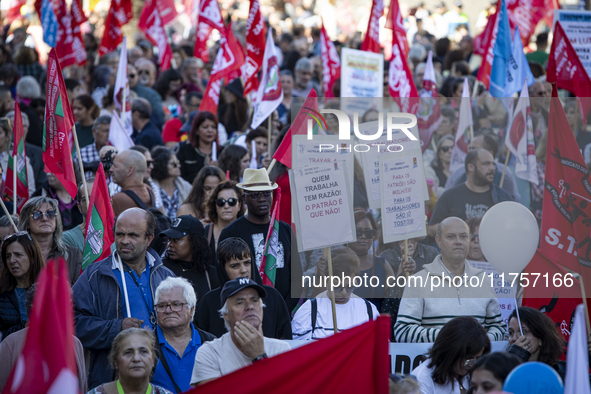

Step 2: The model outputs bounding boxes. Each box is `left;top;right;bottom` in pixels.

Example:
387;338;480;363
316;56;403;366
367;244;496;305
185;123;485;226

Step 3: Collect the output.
190;332;290;385
291;291;379;340
412;360;469;394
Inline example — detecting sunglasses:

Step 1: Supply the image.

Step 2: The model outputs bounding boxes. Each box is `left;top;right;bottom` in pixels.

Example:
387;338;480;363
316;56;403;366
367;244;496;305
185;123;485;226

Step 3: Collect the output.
129;74;136;78
245;191;272;199
440;145;453;152
470;233;479;241
138;70;151;75
169;160;180;168
31;210;58;220
146;160;154;167
216;197;239;207
3;231;32;242
356;228;377;239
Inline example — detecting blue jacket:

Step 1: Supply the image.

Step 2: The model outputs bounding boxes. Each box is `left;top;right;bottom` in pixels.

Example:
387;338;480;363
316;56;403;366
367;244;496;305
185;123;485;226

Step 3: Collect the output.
73;249;175;389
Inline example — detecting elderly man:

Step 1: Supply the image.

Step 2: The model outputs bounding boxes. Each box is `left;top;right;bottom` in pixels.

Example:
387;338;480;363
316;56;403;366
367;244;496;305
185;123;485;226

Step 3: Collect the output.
428;148;514;236
152;277;215;393
136;57;157;88
394;217;504;343
130;63;164;128
110;149;155;216
190;278;290;386
80;115;111;177
219;168;301;312
131;98;164;150
73;208;175;388
180;57;203;87
292;57;320;98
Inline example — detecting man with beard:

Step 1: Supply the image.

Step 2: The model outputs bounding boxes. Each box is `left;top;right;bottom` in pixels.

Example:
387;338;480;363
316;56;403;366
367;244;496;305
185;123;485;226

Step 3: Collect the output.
429;149;514;236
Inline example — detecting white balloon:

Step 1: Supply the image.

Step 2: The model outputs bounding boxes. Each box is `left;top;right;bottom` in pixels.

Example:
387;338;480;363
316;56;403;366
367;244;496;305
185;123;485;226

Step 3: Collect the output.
479;201;539;277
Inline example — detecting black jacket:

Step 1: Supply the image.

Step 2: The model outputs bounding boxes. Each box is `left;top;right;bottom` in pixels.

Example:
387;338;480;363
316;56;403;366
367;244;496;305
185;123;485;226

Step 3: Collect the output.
0;290;26;340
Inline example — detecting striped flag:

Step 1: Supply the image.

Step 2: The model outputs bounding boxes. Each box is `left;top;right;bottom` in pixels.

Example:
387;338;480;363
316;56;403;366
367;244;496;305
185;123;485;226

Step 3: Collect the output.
2;102;29;212
259;187;281;286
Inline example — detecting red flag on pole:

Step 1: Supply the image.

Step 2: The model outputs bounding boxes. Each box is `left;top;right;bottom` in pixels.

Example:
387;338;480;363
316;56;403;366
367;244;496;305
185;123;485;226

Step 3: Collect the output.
52;0;76;68
139;0;173;71
319;23;341;98
242;0;266;96
99;0;133;56
43;48;78;199
384;0;409;59
2;102;29;213
193;0;226;62
184;316;390;394
474;11;497;57
70;0;87;65
506;0;545;46
476;11;499;90
360;0;383;54
1;259;80;394
156;0;178;26
539;85;591;293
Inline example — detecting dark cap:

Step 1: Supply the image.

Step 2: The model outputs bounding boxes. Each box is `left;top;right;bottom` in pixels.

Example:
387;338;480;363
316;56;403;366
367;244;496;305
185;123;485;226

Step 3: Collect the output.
220;277;267;306
159;215;204;239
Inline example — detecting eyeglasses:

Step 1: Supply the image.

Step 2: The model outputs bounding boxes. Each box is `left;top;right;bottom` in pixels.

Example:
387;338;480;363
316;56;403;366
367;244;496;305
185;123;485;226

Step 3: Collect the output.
216;197;239;207
440;145;453;152
128;74;136;78
3;231;32;242
31;210;58;220
470;233;479;241
462;357;478;368
244;191;272;199
169;160;180;168
356;228;377;239
146;160;154;167
155;302;188;312
138;69;151;75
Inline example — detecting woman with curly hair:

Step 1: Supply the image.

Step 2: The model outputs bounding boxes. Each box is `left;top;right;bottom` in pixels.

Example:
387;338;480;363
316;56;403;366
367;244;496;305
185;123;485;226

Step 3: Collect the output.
160;215;219;302
150;146;192;221
203;181;245;256
217;144;250;182
177;166;226;220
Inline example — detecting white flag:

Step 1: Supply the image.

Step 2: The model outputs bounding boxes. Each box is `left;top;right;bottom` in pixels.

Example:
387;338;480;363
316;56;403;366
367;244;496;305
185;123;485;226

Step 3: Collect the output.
113;37;133;137
564;304;591;394
108;113;135;151
249;139;258;169
505;80;538;184
449;78;473;173
251;29;283;129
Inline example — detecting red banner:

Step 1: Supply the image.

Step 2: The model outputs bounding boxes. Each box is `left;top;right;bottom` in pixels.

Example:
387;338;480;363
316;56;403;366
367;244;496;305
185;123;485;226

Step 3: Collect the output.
361;0;383;54
384;0;409;58
476;11;499;90
99;0;133;56
69;0;87;65
242;0;266;96
139;0;173;70
319;23;340;97
193;0;225;62
156;0;178;26
506;0;545;46
388;41;418;114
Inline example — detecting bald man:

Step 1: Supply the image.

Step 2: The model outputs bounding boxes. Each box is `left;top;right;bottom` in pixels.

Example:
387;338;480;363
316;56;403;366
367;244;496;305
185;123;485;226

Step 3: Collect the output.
110;149;155;216
73;207;175;388
394;217;504;343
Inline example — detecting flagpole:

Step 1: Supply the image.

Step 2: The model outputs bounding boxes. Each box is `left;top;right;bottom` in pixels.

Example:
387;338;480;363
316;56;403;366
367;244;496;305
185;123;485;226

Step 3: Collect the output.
403;239;409;278
578;274;591;337
72;124;90;211
499;151;511;188
268;116;273;157
116;253;132;318
470;81;479;142
267;158;277;175
12;154;16;216
0;199;17;232
324;246;339;335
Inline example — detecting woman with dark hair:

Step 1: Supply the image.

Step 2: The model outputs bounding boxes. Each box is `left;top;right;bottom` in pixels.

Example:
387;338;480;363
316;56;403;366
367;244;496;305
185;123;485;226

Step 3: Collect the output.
412;316;491;394
160;215;219;304
427;135;454;190
465;217;484;261
467;353;522;394
218;78;248;134
218;145;250;182
177;111;220;183
203;181;245;255
150;146;192;221
0;232;45;340
154;69;182;114
90;65;112;109
32;172;83;231
73;94;100;148
177;166;226;220
507;306;565;379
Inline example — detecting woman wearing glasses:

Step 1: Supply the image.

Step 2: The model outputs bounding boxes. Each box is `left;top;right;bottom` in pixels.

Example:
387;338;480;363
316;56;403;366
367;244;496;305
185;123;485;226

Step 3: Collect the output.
0;232;44;340
426;135;455;194
32;171;83;231
412;316;491;394
18;197;82;285
150;146;192;221
203;181;245;258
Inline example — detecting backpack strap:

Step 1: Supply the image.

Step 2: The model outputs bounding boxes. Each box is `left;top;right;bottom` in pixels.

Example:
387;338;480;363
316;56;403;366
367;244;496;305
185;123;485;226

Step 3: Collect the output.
364;299;373;320
122;190;150;210
311;298;318;337
147;188;155;207
154;334;182;394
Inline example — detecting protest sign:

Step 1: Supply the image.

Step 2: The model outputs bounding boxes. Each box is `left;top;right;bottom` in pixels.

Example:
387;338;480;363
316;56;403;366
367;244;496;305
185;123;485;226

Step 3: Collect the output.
290;161;356;251
553;10;591;77
469;260;517;325
355;120;424;209
379;151;427;244
292;134;354;202
340;48;384;98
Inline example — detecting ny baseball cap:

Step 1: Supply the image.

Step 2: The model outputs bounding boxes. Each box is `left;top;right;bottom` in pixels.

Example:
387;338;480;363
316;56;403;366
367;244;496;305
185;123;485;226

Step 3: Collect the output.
220;277;267;306
159;215;204;239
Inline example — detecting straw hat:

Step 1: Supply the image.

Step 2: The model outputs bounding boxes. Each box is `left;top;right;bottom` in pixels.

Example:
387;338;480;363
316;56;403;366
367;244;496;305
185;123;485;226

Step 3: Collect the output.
237;168;279;191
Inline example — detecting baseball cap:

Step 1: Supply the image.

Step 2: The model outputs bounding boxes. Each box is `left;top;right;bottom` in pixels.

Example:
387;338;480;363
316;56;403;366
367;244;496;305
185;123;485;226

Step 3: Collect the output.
220;277;267;306
159;215;205;239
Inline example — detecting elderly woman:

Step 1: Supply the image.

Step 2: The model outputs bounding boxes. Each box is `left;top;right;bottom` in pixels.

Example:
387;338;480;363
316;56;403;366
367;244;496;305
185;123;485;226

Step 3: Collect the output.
0;232;45;340
177;166;225;220
203;181;245;254
87;328;173;394
0;117;36;196
150;146;192;221
18;197;82;285
177;111;221;184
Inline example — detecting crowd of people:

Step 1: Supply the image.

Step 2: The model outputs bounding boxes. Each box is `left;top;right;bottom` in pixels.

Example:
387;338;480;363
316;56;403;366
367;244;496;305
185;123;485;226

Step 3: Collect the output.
0;0;589;392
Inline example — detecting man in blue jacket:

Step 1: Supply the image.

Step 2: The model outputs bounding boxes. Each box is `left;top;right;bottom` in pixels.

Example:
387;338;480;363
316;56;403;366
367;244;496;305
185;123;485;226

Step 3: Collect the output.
73;208;176;390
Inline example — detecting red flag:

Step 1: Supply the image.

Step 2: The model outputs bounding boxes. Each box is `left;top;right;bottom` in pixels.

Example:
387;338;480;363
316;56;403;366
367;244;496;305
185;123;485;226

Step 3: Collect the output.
1;259;80;394
51;0;77;68
193;0;226;63
99;0;133;56
156;0;178;26
82;163;115;270
319;23;341;98
42;48;78;199
272;89;319;168
476;11;500;90
523;249;585;351
184;316;390;394
506;0;545;46
199;77;223;115
2;103;29;212
384;0;409;58
242;0;266;96
474;11;497;56
70;0;87;66
361;0;383;54
547;21;591;125
139;0;173;70
539;85;591;295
